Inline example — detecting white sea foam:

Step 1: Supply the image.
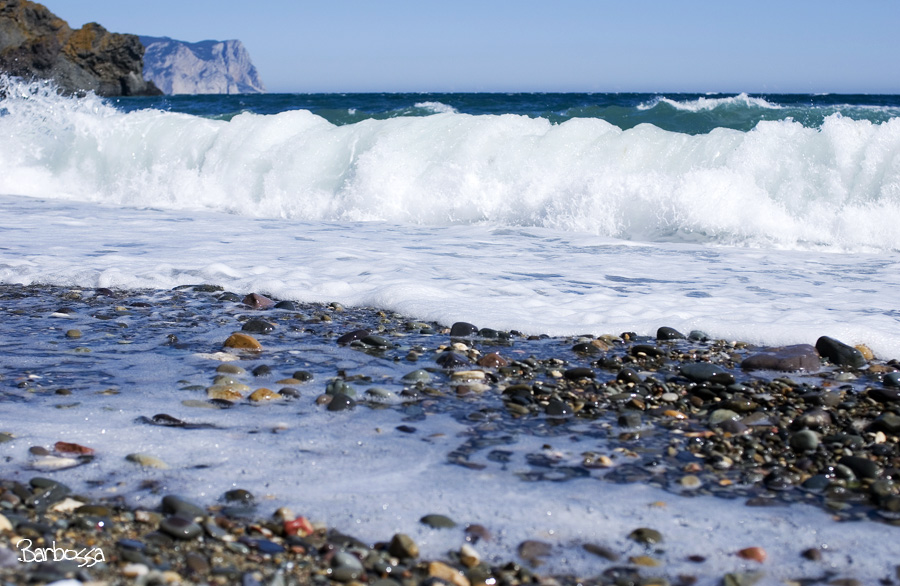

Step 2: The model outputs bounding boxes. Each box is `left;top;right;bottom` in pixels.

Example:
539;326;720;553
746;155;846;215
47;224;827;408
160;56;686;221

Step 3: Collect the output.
2;79;900;252
413;100;459;114
638;92;783;111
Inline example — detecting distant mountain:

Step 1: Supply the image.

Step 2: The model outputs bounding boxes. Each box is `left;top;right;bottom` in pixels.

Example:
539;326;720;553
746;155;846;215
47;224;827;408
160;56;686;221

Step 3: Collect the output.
0;0;160;96
139;36;265;95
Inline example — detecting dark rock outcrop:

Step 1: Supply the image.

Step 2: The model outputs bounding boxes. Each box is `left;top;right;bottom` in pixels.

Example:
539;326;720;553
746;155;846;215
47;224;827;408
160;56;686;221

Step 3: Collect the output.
0;0;160;96
139;36;265;95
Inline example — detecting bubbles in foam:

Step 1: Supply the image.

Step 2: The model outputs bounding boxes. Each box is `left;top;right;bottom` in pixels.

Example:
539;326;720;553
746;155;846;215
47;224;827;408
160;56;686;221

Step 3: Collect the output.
638;92;784;112
2;77;900;252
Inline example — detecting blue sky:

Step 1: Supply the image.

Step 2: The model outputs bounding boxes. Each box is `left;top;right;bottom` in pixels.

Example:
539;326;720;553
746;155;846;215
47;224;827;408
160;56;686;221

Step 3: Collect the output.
46;0;900;94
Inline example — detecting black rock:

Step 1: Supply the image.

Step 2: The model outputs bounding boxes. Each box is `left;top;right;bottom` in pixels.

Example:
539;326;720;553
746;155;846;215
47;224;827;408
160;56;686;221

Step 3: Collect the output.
679;363;735;385
884;372;900;388
274;300;297;310
657;327;685;341
337;329;370;345
327;393;356;412
839;455;881;480
563;367;595;380
867;387;900;403
616;368;642;384
450;322;479;337
241;318;275;334
436;351;471;369
815;336;867;368
251;364;271;377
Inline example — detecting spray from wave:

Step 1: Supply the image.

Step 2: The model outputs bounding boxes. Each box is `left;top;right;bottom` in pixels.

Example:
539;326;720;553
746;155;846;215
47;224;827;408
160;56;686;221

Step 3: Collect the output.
2;77;900;251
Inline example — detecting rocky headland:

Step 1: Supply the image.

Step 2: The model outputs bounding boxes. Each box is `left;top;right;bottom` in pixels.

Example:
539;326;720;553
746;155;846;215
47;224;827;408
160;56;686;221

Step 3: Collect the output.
140;36;265;95
0;0;160;96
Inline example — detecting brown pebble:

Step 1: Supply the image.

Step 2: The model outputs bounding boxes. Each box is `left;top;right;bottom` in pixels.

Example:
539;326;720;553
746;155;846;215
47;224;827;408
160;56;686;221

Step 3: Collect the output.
477;353;509;368
465;523;492;543
223;332;262;351
54;441;95;455
249;388;280;402
242;293;275;309
736;546;767;563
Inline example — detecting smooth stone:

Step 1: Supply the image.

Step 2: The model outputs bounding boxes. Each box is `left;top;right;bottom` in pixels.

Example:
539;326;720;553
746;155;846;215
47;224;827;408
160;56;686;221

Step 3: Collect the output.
242;293;275;309
815;336;867;368
159;516;202;540
436;351;471;368
680;475;702;489
616;368;642;384
741;344;820;371
657;326;685;340
223;332;262;351
789;430;820;452
207;387;244;401
477;353;509;368
65;329;82;338
126;453;169;469
884;372;900;388
336;329;369;345
292;370;314;382
162;495;206;519
628;527;663;545
224;489;255;504
420;514;457;528
708;409;740;427
252;364;272;377
689;330;710;341
563;367;595;380
866;412;900;434
402;369;432;383
583;543;619;561
326;393;356;412
869;387;900;403
517;540;552;562
680;362;735;384
793;408;832;429
388;533;418;559
216;364;246;375
839;455;881;480
249;388;280;402
274;300;297;310
241;319;276;334
331;551;364;582
360;335;392;348
449;322;479;337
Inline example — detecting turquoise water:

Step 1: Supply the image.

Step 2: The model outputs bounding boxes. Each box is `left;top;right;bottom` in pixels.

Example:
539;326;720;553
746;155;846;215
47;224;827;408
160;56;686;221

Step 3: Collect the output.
110;91;900;133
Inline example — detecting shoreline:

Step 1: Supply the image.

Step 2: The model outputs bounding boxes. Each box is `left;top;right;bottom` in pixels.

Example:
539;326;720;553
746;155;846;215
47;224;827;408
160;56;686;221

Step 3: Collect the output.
0;282;899;585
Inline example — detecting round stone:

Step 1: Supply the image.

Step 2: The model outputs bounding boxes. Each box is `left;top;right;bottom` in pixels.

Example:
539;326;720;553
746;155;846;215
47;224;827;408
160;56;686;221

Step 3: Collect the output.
159;516;202;540
223;332;262;351
420;514;457;528
789;430;820;452
326;393;356;412
628;527;662;545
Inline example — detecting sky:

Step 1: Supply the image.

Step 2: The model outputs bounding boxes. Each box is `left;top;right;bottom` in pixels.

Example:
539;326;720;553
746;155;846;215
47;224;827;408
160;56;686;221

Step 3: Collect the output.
45;0;900;94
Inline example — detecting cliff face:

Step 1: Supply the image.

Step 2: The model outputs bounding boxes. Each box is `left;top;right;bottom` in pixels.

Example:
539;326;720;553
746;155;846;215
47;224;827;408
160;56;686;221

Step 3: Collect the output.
140;36;265;95
0;0;160;96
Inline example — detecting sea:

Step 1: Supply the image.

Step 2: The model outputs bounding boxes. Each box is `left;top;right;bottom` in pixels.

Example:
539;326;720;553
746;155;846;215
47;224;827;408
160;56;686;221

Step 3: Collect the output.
1;77;900;583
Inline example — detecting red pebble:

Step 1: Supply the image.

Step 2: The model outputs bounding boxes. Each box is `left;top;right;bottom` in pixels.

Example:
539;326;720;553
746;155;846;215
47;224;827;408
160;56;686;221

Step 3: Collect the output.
54;441;95;455
284;516;314;536
737;547;767;563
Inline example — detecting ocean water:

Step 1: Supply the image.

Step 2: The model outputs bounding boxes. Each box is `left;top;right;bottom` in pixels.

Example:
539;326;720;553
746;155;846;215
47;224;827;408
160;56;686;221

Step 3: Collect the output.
2;77;900;582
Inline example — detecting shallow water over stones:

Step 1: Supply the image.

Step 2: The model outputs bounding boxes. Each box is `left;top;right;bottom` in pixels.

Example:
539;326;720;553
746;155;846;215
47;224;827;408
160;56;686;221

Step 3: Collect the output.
1;284;900;583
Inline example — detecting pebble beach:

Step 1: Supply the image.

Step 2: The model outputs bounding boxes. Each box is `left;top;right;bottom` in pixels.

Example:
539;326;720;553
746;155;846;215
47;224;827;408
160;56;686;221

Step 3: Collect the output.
1;283;899;586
